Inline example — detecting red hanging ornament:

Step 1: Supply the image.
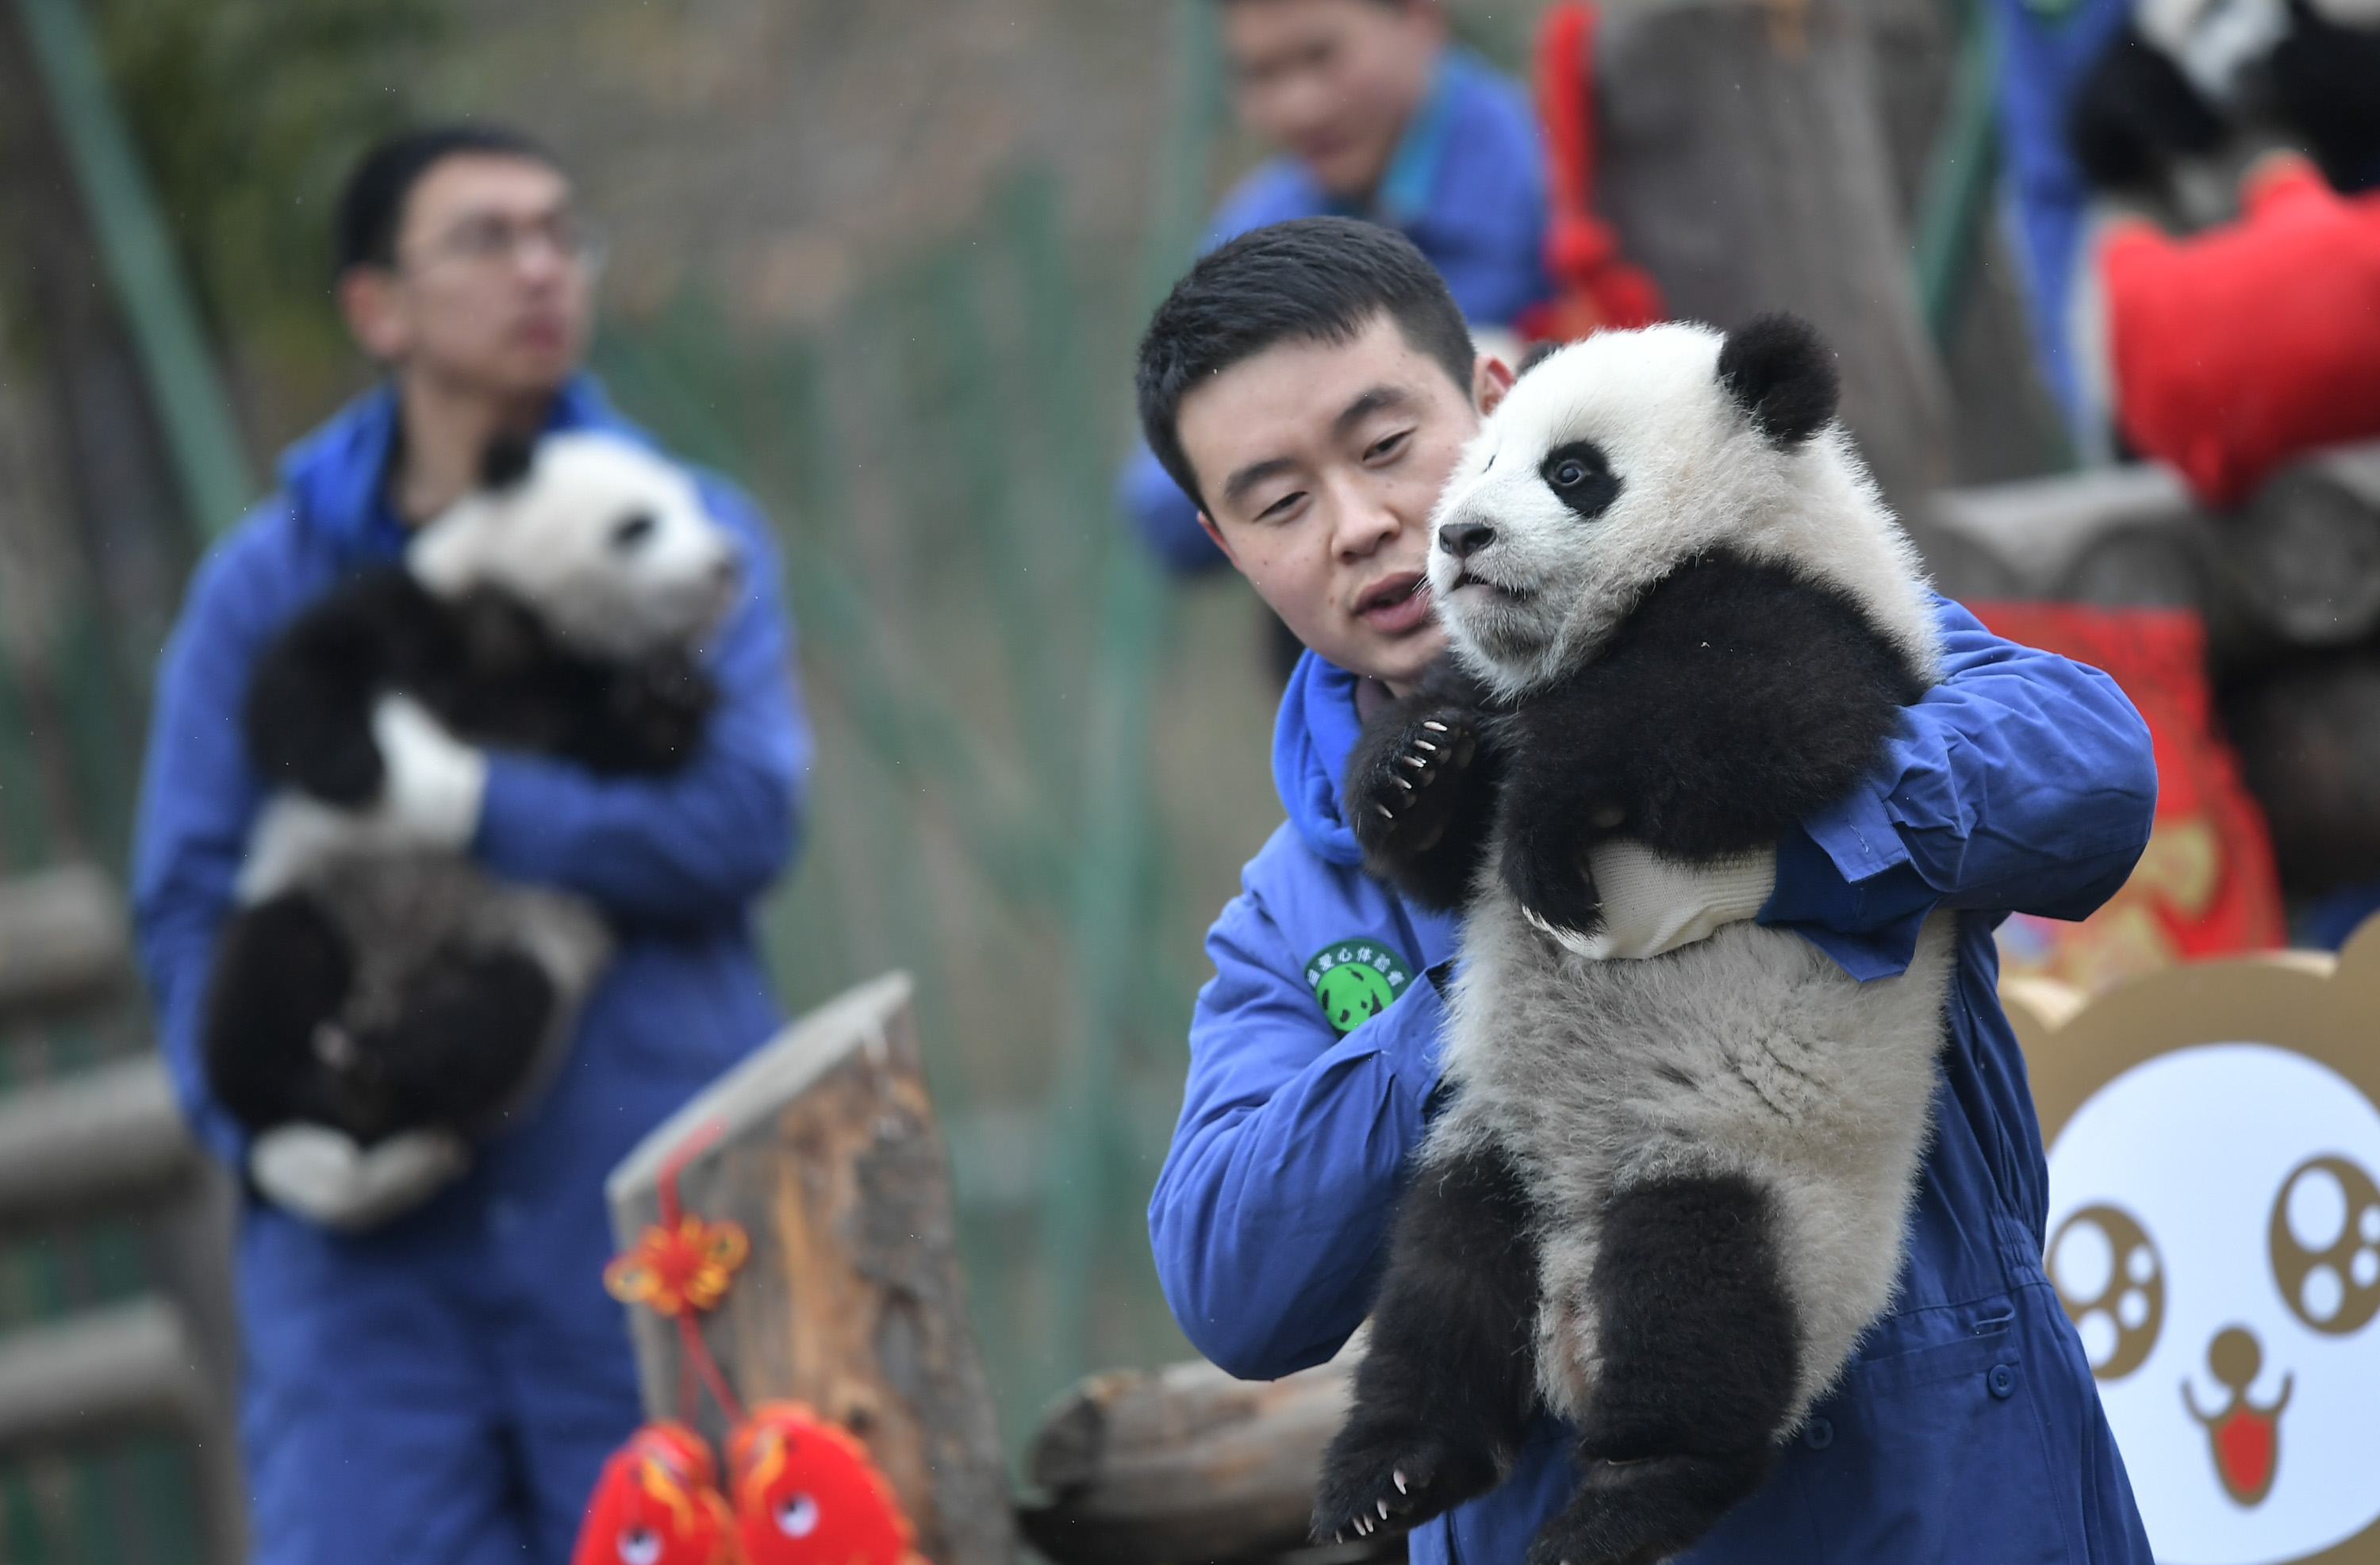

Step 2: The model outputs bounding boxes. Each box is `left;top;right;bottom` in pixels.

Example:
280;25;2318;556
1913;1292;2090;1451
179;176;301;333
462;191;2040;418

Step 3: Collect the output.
605;1214;750;1319
728;1402;923;1565
1516;2;1666;347
570;1421;739;1565
601;1118;750;1425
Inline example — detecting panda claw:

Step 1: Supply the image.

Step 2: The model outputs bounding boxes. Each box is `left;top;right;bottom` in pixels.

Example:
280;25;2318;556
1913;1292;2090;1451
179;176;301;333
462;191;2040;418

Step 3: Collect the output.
1413;739;1438;753
1395;1471;1409;1494
1379;1500;1392;1519
1422;721;1449;733
1376;804;1397;820
1395;776;1414;791
1400;755;1428;771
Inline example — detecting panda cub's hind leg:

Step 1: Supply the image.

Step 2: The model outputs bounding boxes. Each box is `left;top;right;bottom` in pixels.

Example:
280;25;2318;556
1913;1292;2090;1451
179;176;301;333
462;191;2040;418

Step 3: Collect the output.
1530;1174;1798;1565
1312;1140;1541;1544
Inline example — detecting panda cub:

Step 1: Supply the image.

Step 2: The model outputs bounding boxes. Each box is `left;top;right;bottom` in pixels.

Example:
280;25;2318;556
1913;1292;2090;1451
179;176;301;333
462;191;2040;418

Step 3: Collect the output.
1313;317;1954;1565
205;432;739;1216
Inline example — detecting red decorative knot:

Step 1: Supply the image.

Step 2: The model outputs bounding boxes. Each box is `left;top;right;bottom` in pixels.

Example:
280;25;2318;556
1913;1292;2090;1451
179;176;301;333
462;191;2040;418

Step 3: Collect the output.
605;1214;750;1318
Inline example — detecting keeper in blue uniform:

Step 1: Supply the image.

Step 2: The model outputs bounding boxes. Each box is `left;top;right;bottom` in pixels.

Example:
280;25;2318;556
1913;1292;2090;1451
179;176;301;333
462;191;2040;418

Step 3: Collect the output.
1137;218;2158;1562
1124;0;1553;573
131;127;808;1563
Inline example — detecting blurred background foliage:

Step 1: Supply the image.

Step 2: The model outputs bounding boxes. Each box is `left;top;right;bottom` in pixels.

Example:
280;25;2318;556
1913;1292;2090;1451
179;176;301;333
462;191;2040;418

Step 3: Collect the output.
94;0;447;421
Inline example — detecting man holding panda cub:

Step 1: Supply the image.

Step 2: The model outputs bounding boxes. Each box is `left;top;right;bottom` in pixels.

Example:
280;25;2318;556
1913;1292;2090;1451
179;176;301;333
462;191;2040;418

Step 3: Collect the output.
131;128;808;1563
1142;217;2159;1563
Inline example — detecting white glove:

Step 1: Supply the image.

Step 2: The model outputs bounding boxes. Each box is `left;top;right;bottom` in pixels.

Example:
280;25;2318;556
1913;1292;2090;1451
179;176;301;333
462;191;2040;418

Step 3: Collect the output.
370;693;486;850
1529;840;1779;961
249;1122;468;1231
236;696;488;903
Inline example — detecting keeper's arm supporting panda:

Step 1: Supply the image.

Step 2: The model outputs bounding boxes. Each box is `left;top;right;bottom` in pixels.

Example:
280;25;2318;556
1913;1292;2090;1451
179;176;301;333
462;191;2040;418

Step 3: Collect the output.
396;433;808;922
1154;539;2152;1410
133;437;808;1175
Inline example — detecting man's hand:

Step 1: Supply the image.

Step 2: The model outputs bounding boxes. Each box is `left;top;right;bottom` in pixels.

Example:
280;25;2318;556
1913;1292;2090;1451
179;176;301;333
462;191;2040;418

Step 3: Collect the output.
1534;840;1777;960
236;696;489;902
371;694;486;848
249;1122;468;1230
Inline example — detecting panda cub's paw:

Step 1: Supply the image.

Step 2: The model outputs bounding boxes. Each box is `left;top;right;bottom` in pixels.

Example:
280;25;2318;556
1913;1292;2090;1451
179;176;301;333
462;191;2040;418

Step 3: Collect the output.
1504;834;1606;944
1311;1420;1503;1545
1349;707;1477;862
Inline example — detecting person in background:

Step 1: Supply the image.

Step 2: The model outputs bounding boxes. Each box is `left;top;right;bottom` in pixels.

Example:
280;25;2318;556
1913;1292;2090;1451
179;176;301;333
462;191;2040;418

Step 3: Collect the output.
131;125;809;1564
1123;0;1553;577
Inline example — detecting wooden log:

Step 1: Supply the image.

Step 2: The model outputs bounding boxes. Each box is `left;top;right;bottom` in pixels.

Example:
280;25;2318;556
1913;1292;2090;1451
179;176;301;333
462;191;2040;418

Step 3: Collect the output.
2222;442;2380;647
0;1053;200;1229
1596;0;1954;512
0;1295;244;1563
1923;462;2202;600
1019;1348;1400;1565
0;1295;213;1454
2221;650;2380;897
606;972;1015;1565
1923;443;2380;643
0;865;129;1022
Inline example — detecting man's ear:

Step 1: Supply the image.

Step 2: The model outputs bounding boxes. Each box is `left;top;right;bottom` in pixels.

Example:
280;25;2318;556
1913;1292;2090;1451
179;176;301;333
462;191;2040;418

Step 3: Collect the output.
1196;510;1241;570
338;267;409;365
1473;351;1515;417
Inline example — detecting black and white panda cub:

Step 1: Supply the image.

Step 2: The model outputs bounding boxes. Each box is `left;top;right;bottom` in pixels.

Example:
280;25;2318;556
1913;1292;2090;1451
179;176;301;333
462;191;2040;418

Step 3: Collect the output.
204;432;739;1183
1312;317;1953;1565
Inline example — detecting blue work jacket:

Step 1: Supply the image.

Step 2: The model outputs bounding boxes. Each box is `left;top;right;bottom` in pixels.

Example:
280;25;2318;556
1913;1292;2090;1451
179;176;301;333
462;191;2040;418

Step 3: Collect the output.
129;378;808;1544
1126;48;1555;573
1150;599;2159;1564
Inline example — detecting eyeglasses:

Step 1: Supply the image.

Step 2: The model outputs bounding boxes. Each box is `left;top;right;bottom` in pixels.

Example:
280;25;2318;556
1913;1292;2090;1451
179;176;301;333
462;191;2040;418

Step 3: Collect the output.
401;211;608;278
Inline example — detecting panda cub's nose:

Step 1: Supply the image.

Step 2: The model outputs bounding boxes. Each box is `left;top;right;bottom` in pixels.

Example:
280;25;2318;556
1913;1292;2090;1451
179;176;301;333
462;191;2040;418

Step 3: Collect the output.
1439;521;1497;559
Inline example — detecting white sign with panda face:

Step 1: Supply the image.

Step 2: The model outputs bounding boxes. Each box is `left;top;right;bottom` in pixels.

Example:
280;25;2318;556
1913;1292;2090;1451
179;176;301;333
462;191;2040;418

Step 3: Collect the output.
2013;929;2380;1565
2047;1044;2380;1563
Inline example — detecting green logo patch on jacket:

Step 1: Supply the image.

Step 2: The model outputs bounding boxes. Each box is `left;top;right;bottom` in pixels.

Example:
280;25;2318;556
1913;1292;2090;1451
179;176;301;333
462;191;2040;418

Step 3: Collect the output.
1305;938;1415;1036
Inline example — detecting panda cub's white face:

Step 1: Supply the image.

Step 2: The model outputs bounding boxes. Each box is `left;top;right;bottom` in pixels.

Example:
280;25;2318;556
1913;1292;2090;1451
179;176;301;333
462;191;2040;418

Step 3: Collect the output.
409;432;739;662
1427;322;1934;702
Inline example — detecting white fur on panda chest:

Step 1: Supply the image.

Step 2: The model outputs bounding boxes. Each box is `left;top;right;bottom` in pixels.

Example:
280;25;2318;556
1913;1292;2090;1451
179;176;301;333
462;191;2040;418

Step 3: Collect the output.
1434;899;1956;1421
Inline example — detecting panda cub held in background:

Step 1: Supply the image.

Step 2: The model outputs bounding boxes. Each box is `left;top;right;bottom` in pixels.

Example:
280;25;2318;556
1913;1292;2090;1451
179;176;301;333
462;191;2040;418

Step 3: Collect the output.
1312;317;1953;1565
204;432;739;1222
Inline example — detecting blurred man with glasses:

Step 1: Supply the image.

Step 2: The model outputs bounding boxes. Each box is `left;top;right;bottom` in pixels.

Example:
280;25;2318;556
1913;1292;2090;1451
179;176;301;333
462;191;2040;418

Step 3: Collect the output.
131;125;810;1563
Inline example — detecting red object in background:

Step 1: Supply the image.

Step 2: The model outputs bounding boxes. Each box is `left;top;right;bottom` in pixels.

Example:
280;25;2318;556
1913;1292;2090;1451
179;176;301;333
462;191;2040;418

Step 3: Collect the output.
727;1402;919;1565
2102;156;2380;508
1969;603;2285;992
571;1422;739;1565
1516;2;1664;345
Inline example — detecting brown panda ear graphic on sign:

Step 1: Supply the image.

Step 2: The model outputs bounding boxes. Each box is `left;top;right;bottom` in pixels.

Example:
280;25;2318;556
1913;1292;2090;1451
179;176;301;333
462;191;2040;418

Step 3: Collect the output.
2009;919;2380;1565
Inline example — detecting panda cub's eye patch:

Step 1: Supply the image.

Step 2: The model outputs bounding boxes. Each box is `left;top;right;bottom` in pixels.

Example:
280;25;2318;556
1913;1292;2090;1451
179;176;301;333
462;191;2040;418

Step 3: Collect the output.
609;512;658;550
1540;440;1622;523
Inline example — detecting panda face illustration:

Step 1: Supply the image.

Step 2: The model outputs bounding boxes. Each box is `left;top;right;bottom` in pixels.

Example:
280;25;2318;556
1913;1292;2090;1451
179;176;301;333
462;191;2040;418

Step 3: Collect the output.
2046;1042;2380;1564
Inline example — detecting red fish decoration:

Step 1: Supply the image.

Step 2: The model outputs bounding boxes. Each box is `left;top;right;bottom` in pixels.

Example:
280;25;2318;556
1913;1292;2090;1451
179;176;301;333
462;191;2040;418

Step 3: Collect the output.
571;1421;739;1565
728;1402;921;1565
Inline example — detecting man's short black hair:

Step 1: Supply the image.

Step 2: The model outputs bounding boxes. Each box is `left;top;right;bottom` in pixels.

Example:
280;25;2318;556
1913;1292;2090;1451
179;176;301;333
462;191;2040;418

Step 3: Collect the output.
1135;217;1474;515
334;124;560;276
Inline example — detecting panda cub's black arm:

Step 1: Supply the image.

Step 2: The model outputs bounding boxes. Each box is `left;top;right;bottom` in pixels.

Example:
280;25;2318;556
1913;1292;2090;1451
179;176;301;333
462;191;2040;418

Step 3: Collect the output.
1498;554;1924;924
1347;659;1503;911
244;570;465;806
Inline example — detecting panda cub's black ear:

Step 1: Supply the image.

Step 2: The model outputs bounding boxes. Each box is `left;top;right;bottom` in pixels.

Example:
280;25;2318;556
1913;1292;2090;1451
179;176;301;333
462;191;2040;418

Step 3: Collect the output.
479;433;536;491
1718;313;1838;447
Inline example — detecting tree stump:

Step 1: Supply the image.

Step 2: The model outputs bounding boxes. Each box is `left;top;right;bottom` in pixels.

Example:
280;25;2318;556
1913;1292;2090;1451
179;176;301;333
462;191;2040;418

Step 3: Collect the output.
1596;0;1955;512
605;972;1015;1565
1019;1346;1397;1565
